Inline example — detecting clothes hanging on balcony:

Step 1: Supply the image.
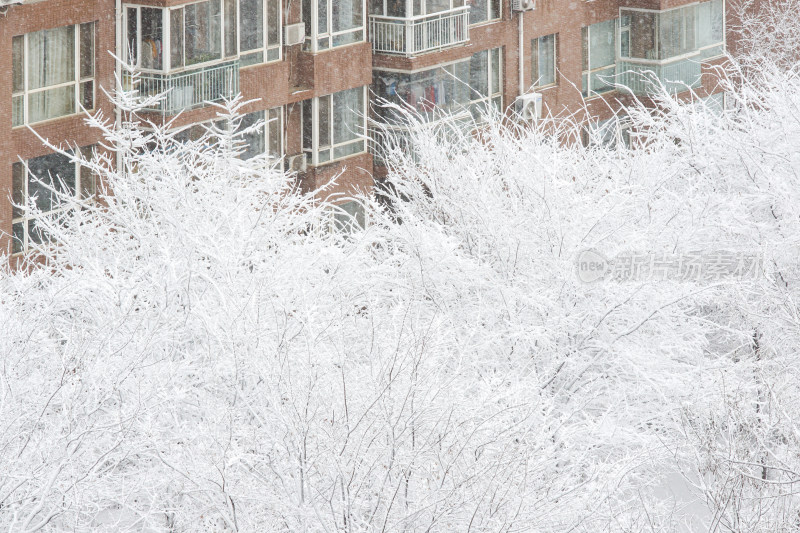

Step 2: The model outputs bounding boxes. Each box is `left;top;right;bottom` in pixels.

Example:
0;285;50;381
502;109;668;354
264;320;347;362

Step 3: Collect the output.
142;39;162;68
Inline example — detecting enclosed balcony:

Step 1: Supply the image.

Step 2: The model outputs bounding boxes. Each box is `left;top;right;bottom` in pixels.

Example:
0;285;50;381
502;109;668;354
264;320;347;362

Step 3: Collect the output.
369;0;469;56
122;60;239;114
617;0;724;95
122;0;280;113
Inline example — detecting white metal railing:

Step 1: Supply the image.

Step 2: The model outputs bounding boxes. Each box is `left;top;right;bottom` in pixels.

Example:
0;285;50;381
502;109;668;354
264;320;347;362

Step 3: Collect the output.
369;7;470;56
617;55;702;95
122;60;239;114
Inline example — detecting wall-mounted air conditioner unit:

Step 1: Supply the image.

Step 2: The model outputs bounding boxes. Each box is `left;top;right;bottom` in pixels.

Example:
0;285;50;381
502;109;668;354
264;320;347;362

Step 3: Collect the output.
287;153;308;173
512;0;535;11
516;93;543;122
285;23;306;46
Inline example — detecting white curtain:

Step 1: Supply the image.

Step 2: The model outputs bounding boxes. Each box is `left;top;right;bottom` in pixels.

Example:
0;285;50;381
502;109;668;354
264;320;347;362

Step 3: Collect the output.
27;26;75;123
333;87;363;144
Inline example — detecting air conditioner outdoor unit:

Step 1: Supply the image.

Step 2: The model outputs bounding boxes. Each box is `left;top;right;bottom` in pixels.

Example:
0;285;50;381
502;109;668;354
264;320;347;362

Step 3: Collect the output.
516;92;543;122
512;0;535;11
285;23;306;46
287;153;308;173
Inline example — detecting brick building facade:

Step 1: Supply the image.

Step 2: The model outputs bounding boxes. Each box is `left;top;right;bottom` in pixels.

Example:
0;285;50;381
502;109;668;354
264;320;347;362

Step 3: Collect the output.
0;0;741;257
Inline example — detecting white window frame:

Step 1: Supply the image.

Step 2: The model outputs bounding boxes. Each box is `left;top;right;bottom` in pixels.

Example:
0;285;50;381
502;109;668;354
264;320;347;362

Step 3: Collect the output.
11;23;95;128
123;0;281;72
11;147;97;254
302;86;368;166
302;0;366;53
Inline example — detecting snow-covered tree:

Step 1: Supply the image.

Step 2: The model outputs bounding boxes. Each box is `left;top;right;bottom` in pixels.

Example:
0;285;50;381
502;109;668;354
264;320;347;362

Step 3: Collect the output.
3;8;800;531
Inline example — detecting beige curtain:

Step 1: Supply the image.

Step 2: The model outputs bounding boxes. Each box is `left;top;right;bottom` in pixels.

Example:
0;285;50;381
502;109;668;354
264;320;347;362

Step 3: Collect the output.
27;25;75;123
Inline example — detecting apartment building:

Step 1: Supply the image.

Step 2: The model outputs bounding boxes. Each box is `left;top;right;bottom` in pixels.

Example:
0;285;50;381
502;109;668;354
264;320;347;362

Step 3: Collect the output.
0;0;737;256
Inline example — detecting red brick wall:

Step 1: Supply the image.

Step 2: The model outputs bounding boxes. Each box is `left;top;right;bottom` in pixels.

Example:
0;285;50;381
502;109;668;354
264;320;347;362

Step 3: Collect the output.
0;0;761;259
0;0;116;255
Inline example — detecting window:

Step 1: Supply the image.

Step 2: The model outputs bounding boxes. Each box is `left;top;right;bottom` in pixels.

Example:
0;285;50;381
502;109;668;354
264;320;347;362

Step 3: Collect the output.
331;200;366;234
125;0;280;70
468;48;503;118
582;117;630;149
302;87;367;165
12;23;95;127
240;0;282;65
582;19;616;97
171;107;283;160
620;1;724;62
302;0;365;52
238;108;283;160
531;34;557;88
697;0;725;59
12;147;97;254
372;47;502;123
468;0;500;25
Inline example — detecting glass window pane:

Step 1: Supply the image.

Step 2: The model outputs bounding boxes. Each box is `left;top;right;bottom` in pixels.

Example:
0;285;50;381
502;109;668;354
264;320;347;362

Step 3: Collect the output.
332;0;361;34
12;162;25;220
537;35;555;86
79;146;97;200
302;99;313;150
470;0;488;24
470;50;489;99
267;0;280;47
28;86;76;123
268;108;282;158
333;140;364;160
238;110;265;160
80;80;94;110
490;0;499;21
332;31;361;47
581;26;588;71
318;0;328;35
240;0;264;52
29;219;46;246
171;9;184;68
491;47;501;94
332;87;363;144
302;0;311;41
589;19;615;68
224;0;237;57
12;35;24;93
698;0;724;48
26;151;76;213
127;7;138;65
80;23;95;78
427;0;449;15
141;8;163;70
318;95;331;147
12;222;24;254
12;96;24;127
626;10;656;60
185;0;222;66
28;25;75;89
241;51;264;66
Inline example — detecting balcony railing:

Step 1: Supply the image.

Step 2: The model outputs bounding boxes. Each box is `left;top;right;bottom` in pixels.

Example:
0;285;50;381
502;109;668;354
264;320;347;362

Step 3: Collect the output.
369;7;470;56
617;55;702;95
122;60;240;114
